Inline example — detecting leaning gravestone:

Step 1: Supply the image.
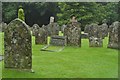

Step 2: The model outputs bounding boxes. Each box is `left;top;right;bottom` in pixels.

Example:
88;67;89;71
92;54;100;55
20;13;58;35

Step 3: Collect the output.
61;24;67;33
32;24;40;36
64;22;81;47
107;21;119;49
88;23;103;47
35;27;47;44
4;18;32;69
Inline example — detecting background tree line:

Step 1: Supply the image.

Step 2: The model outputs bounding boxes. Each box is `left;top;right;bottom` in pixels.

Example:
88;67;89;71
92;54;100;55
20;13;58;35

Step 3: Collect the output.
2;2;119;30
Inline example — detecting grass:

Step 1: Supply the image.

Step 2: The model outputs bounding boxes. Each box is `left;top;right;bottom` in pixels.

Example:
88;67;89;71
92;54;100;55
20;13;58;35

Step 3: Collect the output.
0;32;118;78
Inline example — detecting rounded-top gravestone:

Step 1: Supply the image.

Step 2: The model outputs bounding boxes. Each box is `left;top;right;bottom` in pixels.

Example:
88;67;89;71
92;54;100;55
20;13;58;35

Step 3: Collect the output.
4;18;32;69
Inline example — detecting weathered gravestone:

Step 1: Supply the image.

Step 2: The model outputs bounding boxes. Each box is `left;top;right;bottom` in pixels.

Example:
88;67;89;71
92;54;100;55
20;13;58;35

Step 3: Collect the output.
41;35;66;52
84;24;90;33
32;24;40;36
64;22;81;46
35;27;47;44
4;18;32;69
50;35;67;46
61;24;67;33
0;22;7;32
46;17;59;36
88;23;103;47
107;21;119;49
99;23;108;39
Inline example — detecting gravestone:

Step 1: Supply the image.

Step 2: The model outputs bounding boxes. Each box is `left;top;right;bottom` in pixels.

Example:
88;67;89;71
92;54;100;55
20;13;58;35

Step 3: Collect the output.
99;23;108;39
64;22;81;46
88;23;103;47
0;22;7;32
32;24;40;36
50;35;67;46
4;18;32;69
46;17;59;36
61;24;67;33
84;24;90;33
35;27;47;44
107;21;119;49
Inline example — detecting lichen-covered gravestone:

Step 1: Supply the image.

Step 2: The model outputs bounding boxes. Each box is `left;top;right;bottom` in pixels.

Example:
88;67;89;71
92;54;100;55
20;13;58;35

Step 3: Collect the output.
84;24;90;33
107;21;119;49
64;22;81;46
4;18;32;69
88;23;103;47
32;24;40;36
99;23;108;39
35;27;47;44
0;22;7;32
46;16;59;36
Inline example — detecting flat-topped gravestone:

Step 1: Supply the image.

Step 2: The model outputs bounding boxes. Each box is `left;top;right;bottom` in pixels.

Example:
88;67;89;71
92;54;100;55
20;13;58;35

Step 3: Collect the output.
4;18;32;69
0;55;3;61
50;35;67;46
35;27;47;44
32;24;40;36
107;21;119;49
41;35;66;52
64;22;81;47
88;23;103;47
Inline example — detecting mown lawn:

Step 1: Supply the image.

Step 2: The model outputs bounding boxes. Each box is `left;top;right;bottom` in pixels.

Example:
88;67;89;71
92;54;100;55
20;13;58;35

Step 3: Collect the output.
0;32;118;78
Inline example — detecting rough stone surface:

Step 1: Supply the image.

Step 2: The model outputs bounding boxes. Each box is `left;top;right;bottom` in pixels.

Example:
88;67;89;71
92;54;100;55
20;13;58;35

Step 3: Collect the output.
4;18;32;69
84;24;90;33
32;24;40;36
47;23;59;36
107;21;119;49
88;23;103;47
99;23;108;38
0;22;7;32
64;22;81;46
35;27;47;44
61;24;67;33
50;35;67;46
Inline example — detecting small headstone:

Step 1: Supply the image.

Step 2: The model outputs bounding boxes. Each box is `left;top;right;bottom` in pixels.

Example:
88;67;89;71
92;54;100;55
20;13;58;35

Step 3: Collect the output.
107;21;119;49
50;35;67;46
64;22;81;47
4;18;32;69
35;27;47;44
88;23;103;47
32;24;40;36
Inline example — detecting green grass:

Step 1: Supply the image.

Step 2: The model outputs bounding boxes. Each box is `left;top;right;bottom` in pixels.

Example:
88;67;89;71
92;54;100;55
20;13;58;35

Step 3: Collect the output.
0;32;118;78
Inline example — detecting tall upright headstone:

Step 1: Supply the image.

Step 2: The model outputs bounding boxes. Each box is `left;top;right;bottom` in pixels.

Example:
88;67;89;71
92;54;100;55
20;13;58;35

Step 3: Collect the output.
64;16;81;46
4;18;32;69
88;23;103;47
107;21;119;49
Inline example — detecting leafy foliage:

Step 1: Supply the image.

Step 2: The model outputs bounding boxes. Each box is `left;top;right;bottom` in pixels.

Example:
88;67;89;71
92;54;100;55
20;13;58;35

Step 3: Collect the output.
2;2;119;30
18;7;25;21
